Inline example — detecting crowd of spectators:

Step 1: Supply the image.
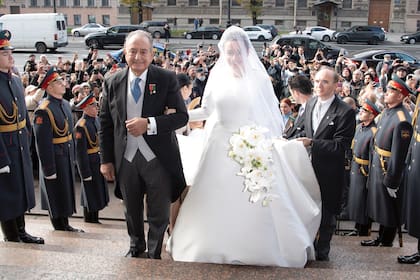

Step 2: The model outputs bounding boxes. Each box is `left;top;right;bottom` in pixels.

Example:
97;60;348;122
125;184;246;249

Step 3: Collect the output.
260;42;419;119
15;40;420;133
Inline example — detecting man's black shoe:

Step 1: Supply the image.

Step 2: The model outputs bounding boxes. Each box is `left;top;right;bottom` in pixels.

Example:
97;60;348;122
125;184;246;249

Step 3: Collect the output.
343;230;358;236
397;252;420;264
125;248;149;258
316;255;330;261
125;247;140;258
18;232;45;244
361;239;392;247
361;239;380;246
64;225;84;233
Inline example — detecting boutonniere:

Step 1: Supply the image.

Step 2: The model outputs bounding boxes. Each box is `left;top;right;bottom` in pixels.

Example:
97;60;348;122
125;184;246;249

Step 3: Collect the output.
149;84;157;95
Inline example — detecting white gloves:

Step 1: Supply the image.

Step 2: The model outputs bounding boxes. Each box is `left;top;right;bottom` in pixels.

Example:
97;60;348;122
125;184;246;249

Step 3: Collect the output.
45;173;57;180
387;187;398;198
0;165;10;174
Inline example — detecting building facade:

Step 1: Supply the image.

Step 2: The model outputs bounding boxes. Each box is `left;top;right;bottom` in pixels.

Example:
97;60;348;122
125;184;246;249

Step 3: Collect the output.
0;0;418;32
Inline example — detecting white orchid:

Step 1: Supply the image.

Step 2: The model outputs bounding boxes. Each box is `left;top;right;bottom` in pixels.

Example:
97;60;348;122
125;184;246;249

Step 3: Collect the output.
228;125;276;206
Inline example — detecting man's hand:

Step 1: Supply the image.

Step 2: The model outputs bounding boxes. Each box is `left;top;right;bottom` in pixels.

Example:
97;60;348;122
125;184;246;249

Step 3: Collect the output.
387;187;398;198
296;137;312;147
125;117;148;137
100;163;115;182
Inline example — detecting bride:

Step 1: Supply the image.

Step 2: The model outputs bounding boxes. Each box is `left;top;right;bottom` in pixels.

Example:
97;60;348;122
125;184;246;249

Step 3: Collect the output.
167;26;321;267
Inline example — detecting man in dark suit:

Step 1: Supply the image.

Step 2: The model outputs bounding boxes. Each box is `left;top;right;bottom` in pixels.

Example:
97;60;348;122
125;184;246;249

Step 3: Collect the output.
284;74;312;139
0;30;44;244
99;30;188;259
298;67;356;261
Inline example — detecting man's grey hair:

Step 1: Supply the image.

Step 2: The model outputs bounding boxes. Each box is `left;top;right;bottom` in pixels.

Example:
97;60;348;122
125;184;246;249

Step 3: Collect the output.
124;30;153;50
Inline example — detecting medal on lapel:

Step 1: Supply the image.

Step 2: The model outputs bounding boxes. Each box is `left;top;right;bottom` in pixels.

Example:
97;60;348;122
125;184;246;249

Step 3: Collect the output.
149;84;157;95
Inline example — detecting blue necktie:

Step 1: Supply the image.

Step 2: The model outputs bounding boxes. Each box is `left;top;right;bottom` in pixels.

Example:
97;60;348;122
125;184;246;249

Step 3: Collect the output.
131;77;141;103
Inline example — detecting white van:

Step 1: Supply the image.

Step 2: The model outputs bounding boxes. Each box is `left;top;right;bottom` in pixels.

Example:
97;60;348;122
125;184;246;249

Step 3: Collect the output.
0;13;68;53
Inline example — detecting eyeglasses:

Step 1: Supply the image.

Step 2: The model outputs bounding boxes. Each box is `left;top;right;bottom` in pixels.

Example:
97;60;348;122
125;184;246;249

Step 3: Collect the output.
407;74;415;81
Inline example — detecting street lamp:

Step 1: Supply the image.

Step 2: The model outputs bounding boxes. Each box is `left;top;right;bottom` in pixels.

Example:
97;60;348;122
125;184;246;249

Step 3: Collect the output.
227;0;231;27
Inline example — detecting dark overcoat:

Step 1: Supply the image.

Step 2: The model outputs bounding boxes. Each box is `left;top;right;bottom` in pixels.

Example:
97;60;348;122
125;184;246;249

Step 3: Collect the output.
74;115;109;212
34;96;76;218
0;72;35;221
366;104;412;227
402;101;420;238
347;122;376;224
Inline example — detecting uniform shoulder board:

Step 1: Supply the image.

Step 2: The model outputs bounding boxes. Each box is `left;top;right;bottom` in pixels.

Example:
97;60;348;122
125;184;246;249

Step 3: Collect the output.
397;111;406;122
38;100;50;110
77;118;86;128
375;113;383;122
371;127;377;135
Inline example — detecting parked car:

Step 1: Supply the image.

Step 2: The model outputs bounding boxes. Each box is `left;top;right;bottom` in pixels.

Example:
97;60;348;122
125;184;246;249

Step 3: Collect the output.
334;25;386;45
257;24;278;37
242;26;272;41
400;31;420;44
84;25;142;49
271;34;347;60
350;49;420;69
71;23;107;37
184;26;224;40
139;20;169;38
290;26;336;42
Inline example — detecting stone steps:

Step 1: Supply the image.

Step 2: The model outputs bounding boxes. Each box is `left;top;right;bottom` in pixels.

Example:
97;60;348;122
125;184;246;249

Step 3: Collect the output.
0;215;419;279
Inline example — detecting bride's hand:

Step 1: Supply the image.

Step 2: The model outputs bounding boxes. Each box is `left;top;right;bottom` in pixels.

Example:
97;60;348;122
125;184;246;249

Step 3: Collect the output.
296;137;312;147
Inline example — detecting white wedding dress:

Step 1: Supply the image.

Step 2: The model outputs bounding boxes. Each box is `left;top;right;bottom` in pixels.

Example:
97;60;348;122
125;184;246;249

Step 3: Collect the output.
168;26;321;267
168;72;321;267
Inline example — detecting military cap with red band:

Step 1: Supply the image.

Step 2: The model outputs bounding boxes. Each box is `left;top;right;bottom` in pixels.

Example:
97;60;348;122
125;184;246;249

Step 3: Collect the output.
39;67;60;90
362;98;381;117
76;93;96;109
0;30;14;50
387;77;413;97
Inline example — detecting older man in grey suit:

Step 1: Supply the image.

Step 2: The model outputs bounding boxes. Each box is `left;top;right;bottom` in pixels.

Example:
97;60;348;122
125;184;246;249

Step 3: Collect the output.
99;30;188;259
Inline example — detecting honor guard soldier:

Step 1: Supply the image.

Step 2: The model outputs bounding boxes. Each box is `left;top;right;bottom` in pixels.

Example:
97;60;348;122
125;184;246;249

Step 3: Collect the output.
347;99;380;236
33;67;83;232
398;90;420;264
0;30;44;244
362;77;413;247
74;94;109;223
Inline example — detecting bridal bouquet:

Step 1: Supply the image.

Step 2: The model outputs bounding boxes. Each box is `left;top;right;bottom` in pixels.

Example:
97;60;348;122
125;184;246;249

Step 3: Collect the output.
228;125;276;206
